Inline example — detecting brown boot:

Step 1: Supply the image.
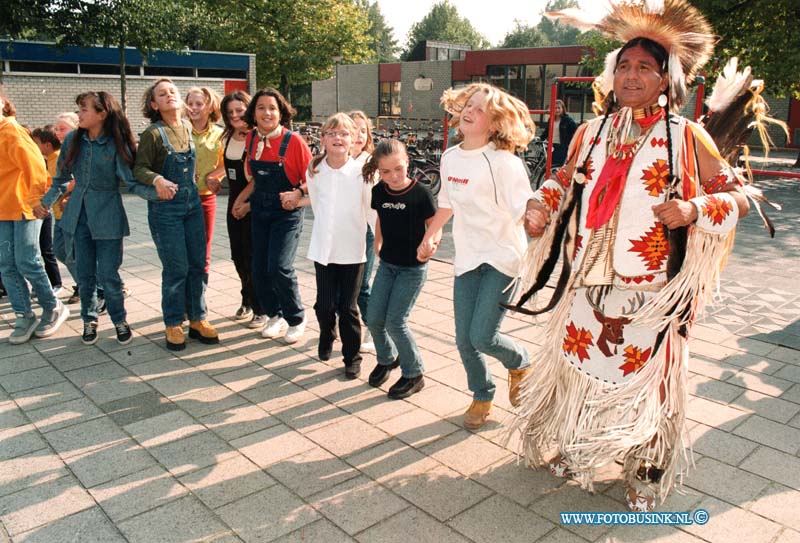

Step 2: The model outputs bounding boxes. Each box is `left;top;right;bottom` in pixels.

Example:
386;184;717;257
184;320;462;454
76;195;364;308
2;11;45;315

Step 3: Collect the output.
463;400;492;429
508;367;532;407
189;320;219;344
165;325;185;351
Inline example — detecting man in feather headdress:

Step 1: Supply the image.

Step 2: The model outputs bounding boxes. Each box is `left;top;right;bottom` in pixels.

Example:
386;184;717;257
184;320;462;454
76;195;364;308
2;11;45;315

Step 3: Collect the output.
508;0;753;512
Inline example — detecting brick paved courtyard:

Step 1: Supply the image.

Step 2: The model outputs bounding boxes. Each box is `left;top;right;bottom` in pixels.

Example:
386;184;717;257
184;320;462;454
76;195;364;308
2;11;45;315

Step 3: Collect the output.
1;163;799;542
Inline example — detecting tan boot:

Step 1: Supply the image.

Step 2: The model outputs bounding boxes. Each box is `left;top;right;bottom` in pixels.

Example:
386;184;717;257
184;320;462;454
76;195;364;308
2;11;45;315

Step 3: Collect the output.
463;400;492;429
165;325;185;351
189;320;219;344
508;367;532;407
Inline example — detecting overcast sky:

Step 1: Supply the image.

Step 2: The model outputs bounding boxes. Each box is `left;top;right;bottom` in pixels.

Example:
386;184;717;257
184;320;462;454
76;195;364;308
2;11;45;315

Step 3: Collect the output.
376;0;604;48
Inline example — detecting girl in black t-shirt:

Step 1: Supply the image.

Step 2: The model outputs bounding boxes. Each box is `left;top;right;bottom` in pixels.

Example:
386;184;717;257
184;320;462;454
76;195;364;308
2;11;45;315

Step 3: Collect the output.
362;139;439;400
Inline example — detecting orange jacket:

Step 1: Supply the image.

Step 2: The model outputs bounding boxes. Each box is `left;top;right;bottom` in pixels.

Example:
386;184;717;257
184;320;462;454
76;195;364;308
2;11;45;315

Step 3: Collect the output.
0;116;48;220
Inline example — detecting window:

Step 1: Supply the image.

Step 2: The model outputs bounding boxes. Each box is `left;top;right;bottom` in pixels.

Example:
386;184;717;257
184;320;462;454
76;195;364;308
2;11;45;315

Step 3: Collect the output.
380;81;401;116
80;64;140;76
9;61;78;74
144;66;194;77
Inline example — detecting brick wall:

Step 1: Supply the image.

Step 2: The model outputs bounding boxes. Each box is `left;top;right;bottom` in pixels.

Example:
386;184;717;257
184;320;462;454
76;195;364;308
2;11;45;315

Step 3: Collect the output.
312;79;337;120
337;64;379;118
4;74;229;136
400;60;451;123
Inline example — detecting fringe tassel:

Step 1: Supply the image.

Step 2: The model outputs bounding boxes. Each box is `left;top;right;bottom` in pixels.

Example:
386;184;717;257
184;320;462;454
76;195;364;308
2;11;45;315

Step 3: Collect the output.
631;228;733;330
506;300;692;501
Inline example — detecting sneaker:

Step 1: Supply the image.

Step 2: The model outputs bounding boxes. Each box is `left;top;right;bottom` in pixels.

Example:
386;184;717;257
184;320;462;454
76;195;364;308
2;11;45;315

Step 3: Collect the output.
248;314;267;329
9;313;39;345
35;300;70;338
81;321;99;345
97;297;107;316
285;319;306;344
361;329;375;352
114;321;132;345
262;316;288;338
189;320;220;344
52;285;64;297
368;358;400;387
344;360;362;380
165;325;185;351
388;375;425;399
66;286;80;304
234;305;253;322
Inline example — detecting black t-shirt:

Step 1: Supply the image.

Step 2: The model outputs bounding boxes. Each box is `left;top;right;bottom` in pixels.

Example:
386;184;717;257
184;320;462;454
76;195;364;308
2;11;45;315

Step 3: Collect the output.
371;180;436;267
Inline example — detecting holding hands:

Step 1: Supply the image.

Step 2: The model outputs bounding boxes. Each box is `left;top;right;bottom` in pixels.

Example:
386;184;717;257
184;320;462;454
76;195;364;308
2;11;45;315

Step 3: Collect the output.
524;200;550;238
652;200;698;229
155;176;179;201
33;204;50;219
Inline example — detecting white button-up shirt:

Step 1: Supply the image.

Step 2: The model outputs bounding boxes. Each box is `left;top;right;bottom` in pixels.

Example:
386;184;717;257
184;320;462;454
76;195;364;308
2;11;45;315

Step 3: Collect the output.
307;157;372;265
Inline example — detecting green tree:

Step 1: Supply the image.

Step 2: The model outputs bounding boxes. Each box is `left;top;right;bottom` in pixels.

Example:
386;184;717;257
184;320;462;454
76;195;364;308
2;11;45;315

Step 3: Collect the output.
402;0;490;59
500;21;549;49
537;0;581;46
202;0;372;100
358;0;399;62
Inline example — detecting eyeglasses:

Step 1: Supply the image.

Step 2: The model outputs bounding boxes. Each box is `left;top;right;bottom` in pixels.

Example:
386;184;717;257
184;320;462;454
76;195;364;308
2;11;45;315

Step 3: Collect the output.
324;131;351;139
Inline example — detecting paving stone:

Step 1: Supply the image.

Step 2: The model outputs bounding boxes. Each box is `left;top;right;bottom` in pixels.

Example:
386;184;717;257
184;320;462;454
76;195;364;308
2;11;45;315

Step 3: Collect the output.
339;390;419;425
686;396;750;432
271;519;355;543
0;450;68;498
10;380;84;413
345;438;441;486
685;456;771;504
14;506;126;543
118;495;238;543
683;496;782;543
0;475;95;536
66;438;156;488
179;454;276;509
406;383;472;418
148;370;219;399
529;483;621;541
732;415;800;454
304;415;390;457
89;465;187;523
231;424;317;468
81;376;152;405
390;463;493;521
783;384;800;404
0;366;65;394
216;485;319;542
689;424;759;466
100;390;176;427
448;494;553;543
240;378;318;414
0;352;49;376
123;409;205;448
309;475;408;535
47;347;113;372
767;346;800;365
472;457;566;507
126;358;193;381
421;430;511;477
266;446;358;498
199;403;280;442
149;430;237;477
740;446;800;491
774;364;800;384
376;407;460;448
42;416;128;459
273;396;350;433
26;397;105;433
729;389;800;424
605;524;707;542
171;386;248;418
0;400;28;429
358;507;470;543
747;483;800;532
0;424;48;461
536;527;596;543
727;370;795;398
64;361;132;389
688;374;744;403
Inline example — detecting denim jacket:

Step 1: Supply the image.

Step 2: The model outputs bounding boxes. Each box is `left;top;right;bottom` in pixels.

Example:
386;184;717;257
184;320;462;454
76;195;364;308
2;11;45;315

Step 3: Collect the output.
42;130;157;239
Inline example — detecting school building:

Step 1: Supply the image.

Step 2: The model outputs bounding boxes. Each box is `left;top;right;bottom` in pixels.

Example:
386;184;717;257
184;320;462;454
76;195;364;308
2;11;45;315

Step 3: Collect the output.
312;41;796;148
0;40;256;133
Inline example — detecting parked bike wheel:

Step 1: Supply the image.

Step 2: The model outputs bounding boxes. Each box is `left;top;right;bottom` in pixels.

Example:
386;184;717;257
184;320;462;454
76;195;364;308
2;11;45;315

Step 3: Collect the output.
416;168;441;199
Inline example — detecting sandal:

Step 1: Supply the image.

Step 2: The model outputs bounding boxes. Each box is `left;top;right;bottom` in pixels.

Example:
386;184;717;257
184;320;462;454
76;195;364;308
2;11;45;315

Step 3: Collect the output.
548;454;572;479
625;459;663;512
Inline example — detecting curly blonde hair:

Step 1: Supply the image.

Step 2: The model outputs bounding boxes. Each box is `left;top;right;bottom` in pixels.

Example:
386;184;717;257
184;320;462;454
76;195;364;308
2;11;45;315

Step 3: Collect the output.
441;83;535;152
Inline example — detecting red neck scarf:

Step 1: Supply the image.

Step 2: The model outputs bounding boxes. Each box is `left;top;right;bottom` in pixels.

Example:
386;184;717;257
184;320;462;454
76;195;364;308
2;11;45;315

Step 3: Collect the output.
585;108;665;229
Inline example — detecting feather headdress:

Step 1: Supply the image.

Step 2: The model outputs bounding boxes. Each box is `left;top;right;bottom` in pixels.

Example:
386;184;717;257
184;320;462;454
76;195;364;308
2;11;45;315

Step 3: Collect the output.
549;0;716;112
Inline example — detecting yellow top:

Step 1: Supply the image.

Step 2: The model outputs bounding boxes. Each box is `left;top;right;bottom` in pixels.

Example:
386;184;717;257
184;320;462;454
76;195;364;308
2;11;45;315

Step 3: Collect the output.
0;116;48;220
191;123;224;195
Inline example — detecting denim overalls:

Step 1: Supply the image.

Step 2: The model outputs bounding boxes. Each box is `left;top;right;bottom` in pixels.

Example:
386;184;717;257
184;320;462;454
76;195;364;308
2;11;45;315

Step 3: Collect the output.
248;130;304;326
147;122;208;326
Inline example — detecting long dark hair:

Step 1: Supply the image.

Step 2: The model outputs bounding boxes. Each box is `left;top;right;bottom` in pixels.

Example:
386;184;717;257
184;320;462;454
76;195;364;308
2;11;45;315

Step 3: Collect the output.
141;78;178;123
362;138;407;183
220;90;252;139
243;87;296;129
64;91;137;170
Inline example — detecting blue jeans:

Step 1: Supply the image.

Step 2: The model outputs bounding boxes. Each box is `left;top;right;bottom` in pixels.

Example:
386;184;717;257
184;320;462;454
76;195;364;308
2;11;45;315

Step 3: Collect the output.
367;260;427;378
0;219;57;315
147;188;207;326
53;219;78;283
250;199;304;326
357;225;375;324
74;207;125;324
453;264;529;401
